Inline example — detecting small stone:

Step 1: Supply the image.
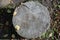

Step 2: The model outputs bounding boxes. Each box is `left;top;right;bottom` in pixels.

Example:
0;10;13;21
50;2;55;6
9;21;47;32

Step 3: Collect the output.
49;33;53;37
59;33;60;36
3;34;8;37
59;22;60;24
15;25;20;31
55;21;57;24
12;34;15;38
55;14;58;16
11;39;14;40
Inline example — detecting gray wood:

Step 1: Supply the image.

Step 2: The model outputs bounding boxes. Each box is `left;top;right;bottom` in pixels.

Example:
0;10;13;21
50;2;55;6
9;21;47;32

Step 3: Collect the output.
12;1;50;39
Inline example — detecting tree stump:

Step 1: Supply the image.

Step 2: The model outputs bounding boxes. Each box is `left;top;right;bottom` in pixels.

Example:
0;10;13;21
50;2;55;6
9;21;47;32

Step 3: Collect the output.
12;1;50;39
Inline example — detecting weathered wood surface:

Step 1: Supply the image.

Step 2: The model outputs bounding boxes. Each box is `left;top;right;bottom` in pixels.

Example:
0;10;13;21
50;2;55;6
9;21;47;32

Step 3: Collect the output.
12;1;50;39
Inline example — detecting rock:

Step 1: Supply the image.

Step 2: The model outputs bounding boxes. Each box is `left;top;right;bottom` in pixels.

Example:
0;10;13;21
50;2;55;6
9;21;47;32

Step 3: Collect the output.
12;1;50;39
0;0;11;7
0;0;26;8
